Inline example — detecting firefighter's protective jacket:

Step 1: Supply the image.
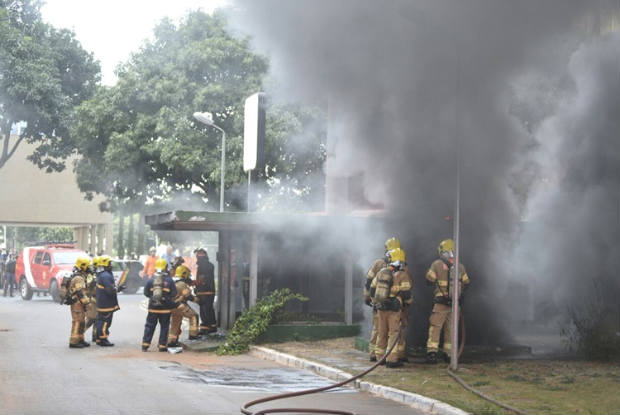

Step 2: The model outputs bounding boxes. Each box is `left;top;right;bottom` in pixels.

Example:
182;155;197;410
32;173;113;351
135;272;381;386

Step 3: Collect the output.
195;258;215;296
69;272;89;305
173;278;196;304
425;259;469;299
96;270;119;312
365;258;386;302
144;273;177;312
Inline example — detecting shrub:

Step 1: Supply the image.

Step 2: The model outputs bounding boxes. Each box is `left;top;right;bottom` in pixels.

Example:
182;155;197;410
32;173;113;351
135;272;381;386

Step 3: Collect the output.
561;280;620;361
216;288;308;355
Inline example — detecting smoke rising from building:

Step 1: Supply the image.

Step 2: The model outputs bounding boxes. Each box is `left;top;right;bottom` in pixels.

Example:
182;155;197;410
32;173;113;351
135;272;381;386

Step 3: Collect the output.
226;1;619;347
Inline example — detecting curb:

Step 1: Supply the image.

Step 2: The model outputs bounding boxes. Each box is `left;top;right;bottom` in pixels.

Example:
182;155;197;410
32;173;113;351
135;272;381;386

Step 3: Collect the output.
249;346;469;415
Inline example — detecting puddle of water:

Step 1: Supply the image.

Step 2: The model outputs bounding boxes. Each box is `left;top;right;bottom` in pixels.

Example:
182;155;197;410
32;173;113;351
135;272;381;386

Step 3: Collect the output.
159;364;354;393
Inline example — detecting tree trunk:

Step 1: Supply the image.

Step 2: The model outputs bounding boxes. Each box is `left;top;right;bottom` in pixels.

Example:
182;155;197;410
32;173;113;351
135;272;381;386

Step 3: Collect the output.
117;211;125;259
127;213;134;257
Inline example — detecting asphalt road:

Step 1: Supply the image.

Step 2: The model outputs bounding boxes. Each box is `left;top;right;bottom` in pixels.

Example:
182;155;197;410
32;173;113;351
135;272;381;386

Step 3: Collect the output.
0;293;420;415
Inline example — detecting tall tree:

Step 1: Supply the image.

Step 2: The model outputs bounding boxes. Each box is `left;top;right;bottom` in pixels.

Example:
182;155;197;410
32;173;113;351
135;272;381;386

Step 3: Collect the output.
0;0;100;171
73;10;326;213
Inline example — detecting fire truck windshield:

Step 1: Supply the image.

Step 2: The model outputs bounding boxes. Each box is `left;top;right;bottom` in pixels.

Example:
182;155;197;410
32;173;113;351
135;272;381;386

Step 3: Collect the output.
53;252;84;265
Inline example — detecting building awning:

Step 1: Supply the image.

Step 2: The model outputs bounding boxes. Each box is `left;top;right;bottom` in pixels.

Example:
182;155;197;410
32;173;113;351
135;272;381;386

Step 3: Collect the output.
145;209;386;232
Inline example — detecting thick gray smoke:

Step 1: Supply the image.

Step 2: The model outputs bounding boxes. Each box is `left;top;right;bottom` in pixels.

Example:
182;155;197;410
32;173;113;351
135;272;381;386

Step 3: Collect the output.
226;1;619;348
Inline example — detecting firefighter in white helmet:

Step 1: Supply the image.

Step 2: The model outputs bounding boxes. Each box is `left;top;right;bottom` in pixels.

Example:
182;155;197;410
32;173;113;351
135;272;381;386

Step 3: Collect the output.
425;239;470;363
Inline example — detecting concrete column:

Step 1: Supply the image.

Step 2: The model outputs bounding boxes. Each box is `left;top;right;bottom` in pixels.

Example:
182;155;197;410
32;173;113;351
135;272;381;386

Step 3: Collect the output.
218;231;231;329
344;252;353;325
89;225;96;256
76;226;88;251
96;224;105;255
105;224;114;256
73;227;80;247
249;230;258;307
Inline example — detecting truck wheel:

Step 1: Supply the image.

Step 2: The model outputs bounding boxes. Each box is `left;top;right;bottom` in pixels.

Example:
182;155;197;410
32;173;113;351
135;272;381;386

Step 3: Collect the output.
20;277;33;301
49;280;60;303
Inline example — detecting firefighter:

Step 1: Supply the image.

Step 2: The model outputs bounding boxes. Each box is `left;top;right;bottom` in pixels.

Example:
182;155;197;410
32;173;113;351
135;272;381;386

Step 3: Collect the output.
364;237;400;361
141;247;158;279
425;238;470;364
167;264;200;347
68;257;92;348
194;248;216;335
371;248;412;368
84;259;98;344
95;255;120;347
141;258;177;352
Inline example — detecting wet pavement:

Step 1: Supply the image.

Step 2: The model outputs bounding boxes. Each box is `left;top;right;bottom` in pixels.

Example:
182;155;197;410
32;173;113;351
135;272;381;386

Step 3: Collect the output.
0;294;420;415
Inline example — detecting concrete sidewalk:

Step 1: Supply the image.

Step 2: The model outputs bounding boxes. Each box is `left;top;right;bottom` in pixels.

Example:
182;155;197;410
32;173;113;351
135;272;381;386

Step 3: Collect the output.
249;342;469;415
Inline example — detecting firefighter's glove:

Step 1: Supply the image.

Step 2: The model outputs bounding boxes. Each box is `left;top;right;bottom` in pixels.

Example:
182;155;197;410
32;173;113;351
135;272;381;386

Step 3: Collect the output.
117;285;126;293
364;298;372;307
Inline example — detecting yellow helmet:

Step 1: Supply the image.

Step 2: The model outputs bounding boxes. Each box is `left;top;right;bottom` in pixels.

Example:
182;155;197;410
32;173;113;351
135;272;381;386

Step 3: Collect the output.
385;237;401;251
388;248;406;266
438;239;455;256
98;255;112;268
155;257;168;272
175;265;191;279
75;256;91;272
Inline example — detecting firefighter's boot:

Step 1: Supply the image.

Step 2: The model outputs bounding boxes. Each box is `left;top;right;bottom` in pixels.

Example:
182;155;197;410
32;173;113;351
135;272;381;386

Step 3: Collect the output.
386;360;404;368
426;352;438;364
98;339;114;347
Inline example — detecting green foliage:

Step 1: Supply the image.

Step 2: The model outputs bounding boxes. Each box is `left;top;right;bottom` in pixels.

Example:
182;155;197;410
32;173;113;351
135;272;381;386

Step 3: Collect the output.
216;288;308;355
5;226;74;249
0;0;100;171
561;280;620;361
72;10;326;213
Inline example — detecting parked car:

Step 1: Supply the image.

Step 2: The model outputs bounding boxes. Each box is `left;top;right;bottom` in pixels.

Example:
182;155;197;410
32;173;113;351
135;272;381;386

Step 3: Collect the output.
15;244;87;302
111;259;145;294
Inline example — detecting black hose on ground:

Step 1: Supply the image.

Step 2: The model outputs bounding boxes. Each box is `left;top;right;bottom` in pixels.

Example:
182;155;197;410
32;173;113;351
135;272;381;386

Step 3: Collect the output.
448;314;530;415
241;323;404;415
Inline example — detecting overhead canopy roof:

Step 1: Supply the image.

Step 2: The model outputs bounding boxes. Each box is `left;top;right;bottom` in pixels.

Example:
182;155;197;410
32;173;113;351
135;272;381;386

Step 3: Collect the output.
145;210;386;232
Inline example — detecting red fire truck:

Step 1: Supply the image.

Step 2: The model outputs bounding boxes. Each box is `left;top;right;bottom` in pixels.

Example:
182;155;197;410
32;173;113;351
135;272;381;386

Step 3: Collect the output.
15;243;87;302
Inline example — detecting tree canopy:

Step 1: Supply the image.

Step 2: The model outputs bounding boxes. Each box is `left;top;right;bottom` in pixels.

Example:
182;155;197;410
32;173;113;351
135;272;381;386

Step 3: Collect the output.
0;0;100;171
73;10;325;212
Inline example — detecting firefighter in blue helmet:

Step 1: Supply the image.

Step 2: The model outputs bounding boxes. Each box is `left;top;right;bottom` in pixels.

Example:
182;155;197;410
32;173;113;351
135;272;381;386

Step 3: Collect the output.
142;258;177;352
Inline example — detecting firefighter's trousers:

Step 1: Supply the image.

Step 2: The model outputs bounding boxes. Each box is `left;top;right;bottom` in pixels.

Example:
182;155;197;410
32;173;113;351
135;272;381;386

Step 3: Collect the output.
376;309;401;363
69;303;86;345
96;311;115;342
397;305;410;359
84;301;97;341
368;309;379;358
426;302;456;354
197;294;216;332
168;303;199;343
142;311;171;350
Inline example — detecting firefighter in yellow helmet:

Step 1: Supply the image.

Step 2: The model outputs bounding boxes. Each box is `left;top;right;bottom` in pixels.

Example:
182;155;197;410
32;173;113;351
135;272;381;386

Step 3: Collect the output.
141;258;177;351
66;257;92;348
364;237;400;361
425;239;470;363
95;255;120;347
371;248;412;368
167;265;200;347
83;257;98;344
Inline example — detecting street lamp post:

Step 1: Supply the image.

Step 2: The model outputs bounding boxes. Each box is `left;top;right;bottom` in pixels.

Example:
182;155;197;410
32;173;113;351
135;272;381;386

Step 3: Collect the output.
193;111;226;212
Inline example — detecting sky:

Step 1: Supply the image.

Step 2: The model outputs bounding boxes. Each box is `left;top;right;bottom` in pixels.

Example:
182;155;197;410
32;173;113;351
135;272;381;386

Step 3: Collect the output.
41;0;229;85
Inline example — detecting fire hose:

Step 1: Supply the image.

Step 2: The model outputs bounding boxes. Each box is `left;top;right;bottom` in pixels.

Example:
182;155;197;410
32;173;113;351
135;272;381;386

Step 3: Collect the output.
448;315;530;415
242;315;528;415
241;323;404;415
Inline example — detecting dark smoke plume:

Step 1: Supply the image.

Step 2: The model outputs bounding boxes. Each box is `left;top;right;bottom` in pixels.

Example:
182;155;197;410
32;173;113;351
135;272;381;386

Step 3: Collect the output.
227;1;619;348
